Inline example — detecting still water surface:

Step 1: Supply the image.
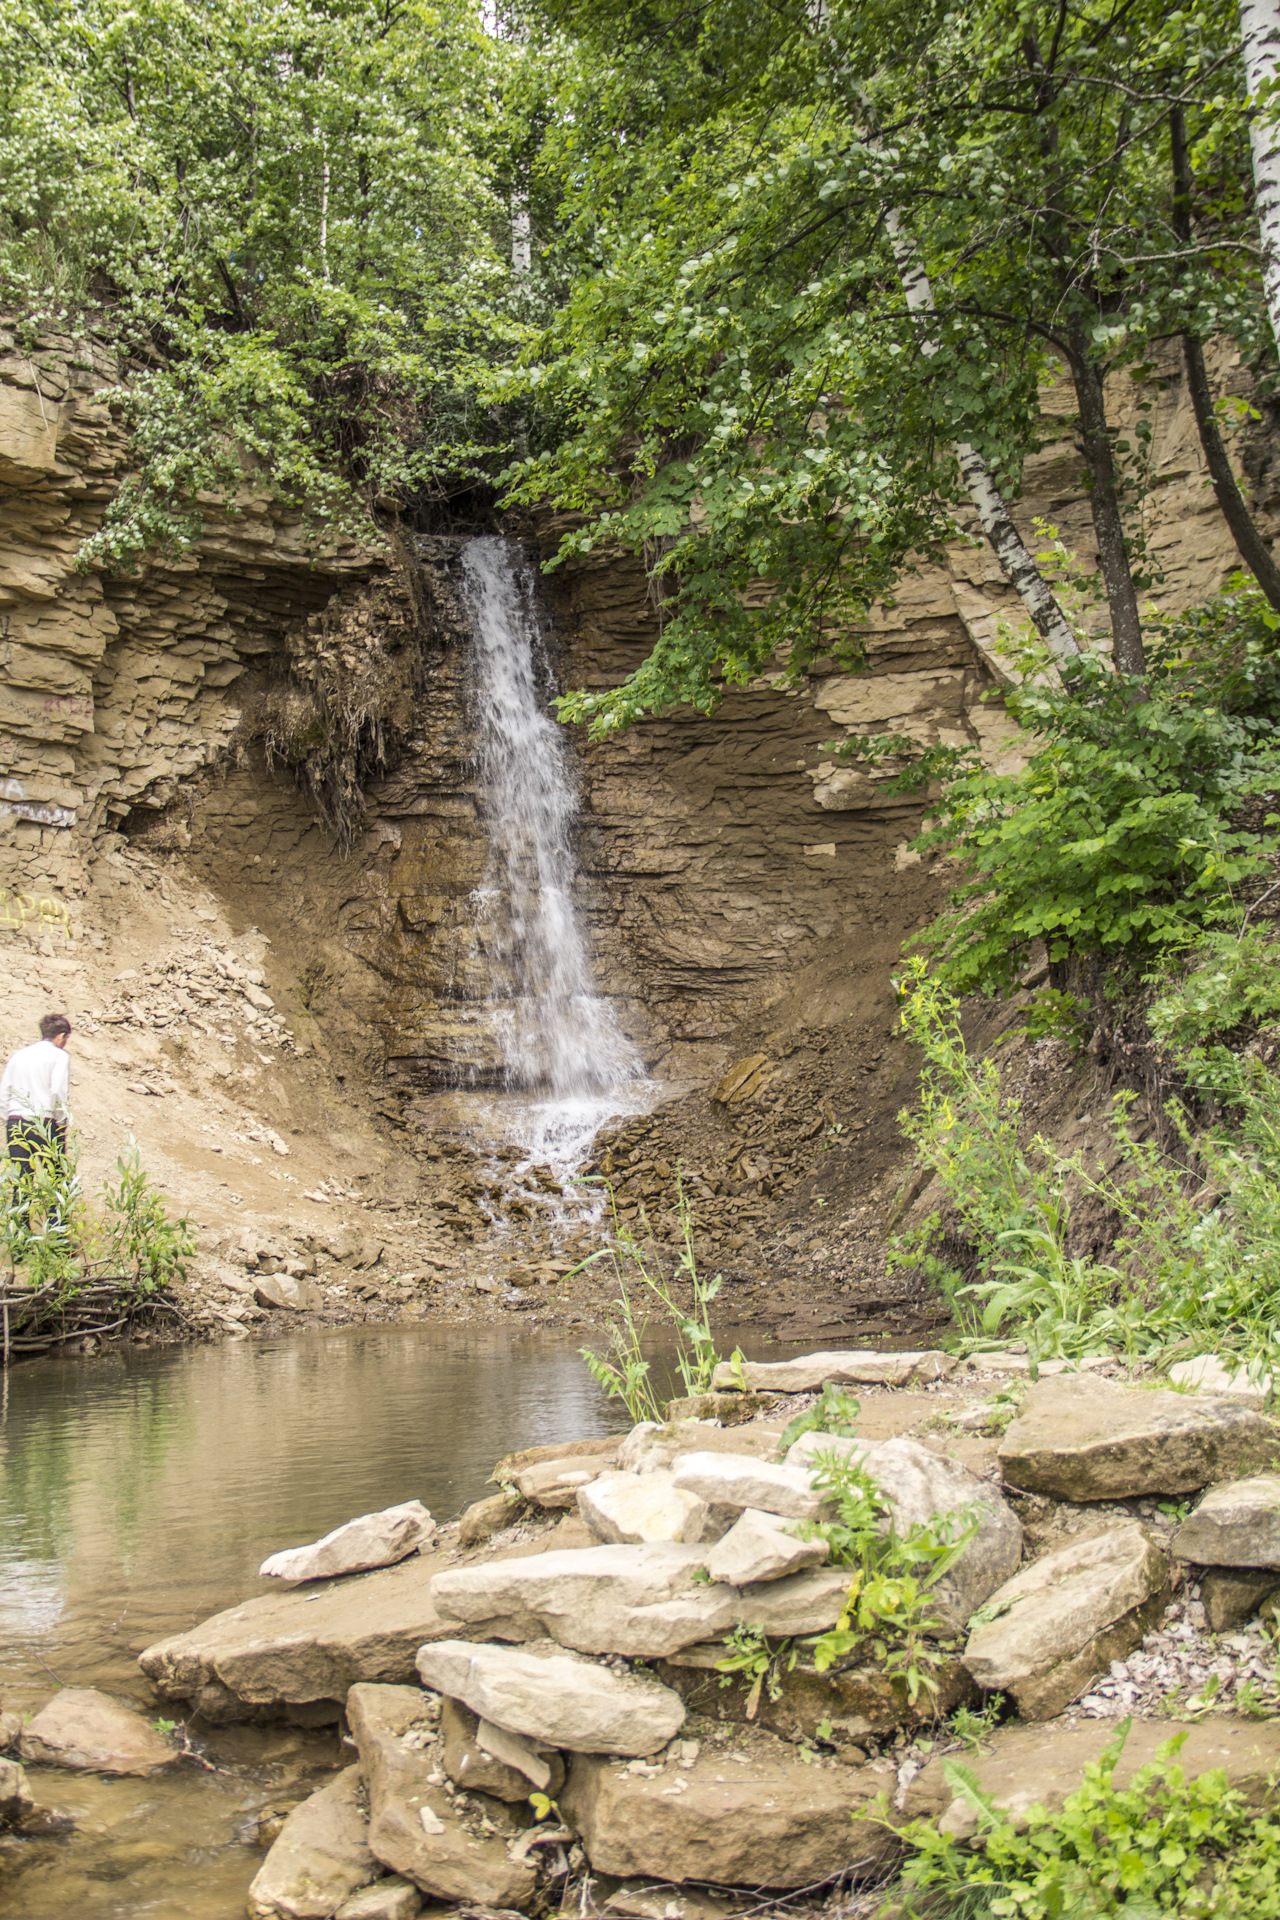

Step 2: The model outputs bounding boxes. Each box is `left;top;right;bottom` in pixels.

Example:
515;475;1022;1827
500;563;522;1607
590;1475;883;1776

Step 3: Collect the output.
0;1324;631;1920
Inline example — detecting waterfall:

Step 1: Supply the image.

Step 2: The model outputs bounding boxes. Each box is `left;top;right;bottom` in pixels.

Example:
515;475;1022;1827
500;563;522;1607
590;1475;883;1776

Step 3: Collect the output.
461;537;643;1166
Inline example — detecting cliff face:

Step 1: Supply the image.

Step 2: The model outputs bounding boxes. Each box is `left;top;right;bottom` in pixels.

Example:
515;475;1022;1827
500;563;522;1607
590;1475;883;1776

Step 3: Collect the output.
1;320;1274;1108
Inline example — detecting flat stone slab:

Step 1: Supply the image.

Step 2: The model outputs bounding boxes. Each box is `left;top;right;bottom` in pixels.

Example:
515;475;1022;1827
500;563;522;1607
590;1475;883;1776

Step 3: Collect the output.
964;1523;1169;1720
260;1502;436;1583
139;1547;522;1717
710;1350;956;1393
1173;1475;1280;1568
417;1639;685;1755
347;1683;536;1909
998;1375;1280;1500
786;1433;1022;1627
19;1688;175;1776
705;1508;829;1586
670;1452;828;1520
430;1543;851;1658
578;1471;710;1545
905;1715;1280;1835
617;1421;786;1475
561;1730;898;1887
248;1765;377;1919
1168;1356;1272;1406
336;1881;422;1920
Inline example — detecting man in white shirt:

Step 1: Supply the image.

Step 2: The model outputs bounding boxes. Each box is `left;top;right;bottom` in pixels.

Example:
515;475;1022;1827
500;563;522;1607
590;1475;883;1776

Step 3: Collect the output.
2;1012;72;1183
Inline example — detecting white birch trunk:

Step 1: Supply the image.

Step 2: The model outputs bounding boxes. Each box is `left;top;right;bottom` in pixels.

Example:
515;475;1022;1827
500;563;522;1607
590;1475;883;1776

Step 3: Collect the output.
511;194;532;277
1241;0;1280;348
884;210;1082;666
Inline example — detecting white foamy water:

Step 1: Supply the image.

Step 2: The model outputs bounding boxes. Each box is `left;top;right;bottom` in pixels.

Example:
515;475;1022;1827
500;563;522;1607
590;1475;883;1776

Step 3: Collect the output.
460;537;647;1186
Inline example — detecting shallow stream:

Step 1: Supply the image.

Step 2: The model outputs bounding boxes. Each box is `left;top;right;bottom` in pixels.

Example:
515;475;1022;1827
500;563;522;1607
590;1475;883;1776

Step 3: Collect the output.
0;1325;633;1919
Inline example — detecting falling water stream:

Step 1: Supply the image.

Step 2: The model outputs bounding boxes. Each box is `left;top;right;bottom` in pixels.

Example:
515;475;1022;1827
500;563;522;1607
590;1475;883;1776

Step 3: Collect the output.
457;538;649;1201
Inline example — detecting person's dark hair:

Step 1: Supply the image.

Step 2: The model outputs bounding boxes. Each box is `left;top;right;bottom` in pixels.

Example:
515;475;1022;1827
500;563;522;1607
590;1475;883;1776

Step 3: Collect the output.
39;1013;71;1041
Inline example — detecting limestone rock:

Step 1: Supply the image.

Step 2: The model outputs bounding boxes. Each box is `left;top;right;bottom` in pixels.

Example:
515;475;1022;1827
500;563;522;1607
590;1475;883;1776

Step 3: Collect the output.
905;1715;1280;1836
786;1432;1023;1626
670;1452;828;1520
605;1884;735;1920
248;1766;377;1920
439;1696;563;1800
335;1881;422;1920
964;1523;1169;1720
429;1543;850;1658
515;1457;613;1510
457;1490;521;1548
657;1646;975;1741
578;1470;710;1545
560;1733;898;1887
19;1687;175;1776
0;1757;33;1830
259;1503;436;1583
618;1421;784;1476
416;1639;685;1756
998;1375;1280;1500
494;1433;621;1483
254;1274;324;1312
1173;1476;1280;1568
1200;1568;1280;1633
710;1350;956;1393
705;1509;829;1586
139;1548;521;1717
1168;1355;1272;1407
346;1683;536;1908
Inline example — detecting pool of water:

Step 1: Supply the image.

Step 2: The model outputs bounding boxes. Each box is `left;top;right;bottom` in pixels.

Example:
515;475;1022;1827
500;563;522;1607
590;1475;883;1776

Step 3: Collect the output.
0;1323;633;1920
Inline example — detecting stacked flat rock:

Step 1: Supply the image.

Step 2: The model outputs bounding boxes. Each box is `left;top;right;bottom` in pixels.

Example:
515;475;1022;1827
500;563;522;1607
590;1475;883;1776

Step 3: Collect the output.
416;1641;686;1756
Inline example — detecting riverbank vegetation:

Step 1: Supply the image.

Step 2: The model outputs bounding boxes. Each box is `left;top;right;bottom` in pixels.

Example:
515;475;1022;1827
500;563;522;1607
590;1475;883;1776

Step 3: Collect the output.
0;1134;195;1358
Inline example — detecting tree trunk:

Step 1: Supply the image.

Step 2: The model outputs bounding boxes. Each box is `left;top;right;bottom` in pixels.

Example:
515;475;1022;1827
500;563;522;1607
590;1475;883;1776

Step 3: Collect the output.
1063;342;1146;678
1171;105;1280;610
884;210;1083;669
1240;0;1280;350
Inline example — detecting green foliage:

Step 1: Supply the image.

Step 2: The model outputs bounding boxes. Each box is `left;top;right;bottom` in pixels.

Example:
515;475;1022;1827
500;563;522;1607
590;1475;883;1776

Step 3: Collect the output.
776;1382;862;1455
947;1699;1004;1754
917;578;1280;996
0;0;532;566
715;1624;798;1720
893;1719;1280;1920
796;1447;979;1704
578;1172;725;1423
1;1132;194;1297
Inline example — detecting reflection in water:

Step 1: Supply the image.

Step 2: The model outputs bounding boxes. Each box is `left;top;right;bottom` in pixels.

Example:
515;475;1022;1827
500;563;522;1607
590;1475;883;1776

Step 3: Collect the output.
0;1325;627;1920
0;1324;625;1703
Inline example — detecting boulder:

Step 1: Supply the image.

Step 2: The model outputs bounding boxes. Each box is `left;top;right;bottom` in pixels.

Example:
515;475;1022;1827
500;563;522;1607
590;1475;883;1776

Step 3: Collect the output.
457;1490;522;1548
786;1433;1023;1626
429;1543;851;1658
1200;1568;1280;1633
247;1766;378;1919
705;1509;829;1586
998;1376;1279;1500
618;1422;785;1477
670;1453;828;1521
560;1732;898;1887
335;1882;422;1920
140;1548;522;1718
905;1715;1280;1836
19;1688;176;1776
964;1523;1169;1720
416;1639;686;1756
578;1471;710;1545
0;1757;33;1830
710;1350;956;1393
1172;1476;1280;1568
346;1683;536;1909
439;1696;563;1799
260;1503;436;1583
515;1457;614;1510
1168;1355;1272;1407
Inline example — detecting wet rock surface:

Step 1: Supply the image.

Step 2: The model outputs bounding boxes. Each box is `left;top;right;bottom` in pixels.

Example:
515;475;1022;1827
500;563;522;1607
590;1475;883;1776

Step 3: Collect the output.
18;1687;176;1777
248;1765;377;1920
